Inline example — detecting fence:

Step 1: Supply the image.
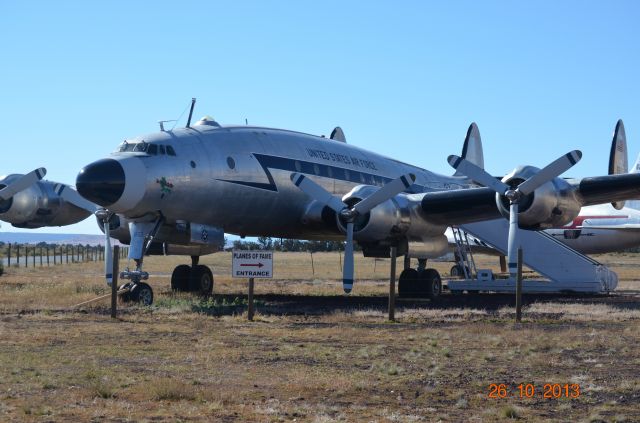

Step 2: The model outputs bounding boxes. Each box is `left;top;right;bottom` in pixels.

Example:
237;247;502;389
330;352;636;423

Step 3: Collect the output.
1;244;129;268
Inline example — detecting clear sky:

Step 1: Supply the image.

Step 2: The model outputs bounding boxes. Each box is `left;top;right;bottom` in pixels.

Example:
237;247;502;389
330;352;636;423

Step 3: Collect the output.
1;1;639;235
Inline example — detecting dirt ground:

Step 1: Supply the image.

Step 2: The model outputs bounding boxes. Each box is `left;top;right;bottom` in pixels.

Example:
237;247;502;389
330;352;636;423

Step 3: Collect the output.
0;252;638;422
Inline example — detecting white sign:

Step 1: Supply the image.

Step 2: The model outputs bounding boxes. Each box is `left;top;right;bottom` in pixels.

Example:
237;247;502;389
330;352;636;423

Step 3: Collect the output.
232;250;273;278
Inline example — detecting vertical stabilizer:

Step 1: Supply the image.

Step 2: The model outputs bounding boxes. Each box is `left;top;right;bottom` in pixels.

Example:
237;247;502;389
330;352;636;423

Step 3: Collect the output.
454;122;484;176
609;119;628;209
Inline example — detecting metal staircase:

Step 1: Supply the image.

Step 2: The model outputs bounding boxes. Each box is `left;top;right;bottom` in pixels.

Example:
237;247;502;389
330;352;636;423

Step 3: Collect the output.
446;218;618;293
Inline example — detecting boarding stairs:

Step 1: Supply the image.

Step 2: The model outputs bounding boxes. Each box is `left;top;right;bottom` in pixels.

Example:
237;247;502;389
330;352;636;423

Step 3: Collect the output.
446;218;618;294
450;227;478;279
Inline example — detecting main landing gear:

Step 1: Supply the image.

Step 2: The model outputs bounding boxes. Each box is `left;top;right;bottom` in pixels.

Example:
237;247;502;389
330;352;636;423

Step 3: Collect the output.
170;255;214;295
398;258;442;299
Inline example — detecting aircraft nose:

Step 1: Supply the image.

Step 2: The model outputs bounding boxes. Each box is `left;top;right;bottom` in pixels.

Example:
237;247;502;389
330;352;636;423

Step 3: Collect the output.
76;159;125;207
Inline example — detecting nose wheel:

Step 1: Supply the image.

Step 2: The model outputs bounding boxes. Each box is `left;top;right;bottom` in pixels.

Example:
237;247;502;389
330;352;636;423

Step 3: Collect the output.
118;281;154;306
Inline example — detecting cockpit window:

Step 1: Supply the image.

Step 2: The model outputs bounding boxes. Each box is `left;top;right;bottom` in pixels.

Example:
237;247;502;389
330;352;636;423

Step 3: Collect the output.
166;145;176;156
118;141;136;152
147;144;158;155
132;141;148;152
159;145;166;155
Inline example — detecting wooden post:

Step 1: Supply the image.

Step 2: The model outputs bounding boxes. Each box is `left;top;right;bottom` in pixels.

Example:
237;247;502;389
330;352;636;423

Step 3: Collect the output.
499;255;507;273
32;246;36;267
7;243;10;267
515;248;523;323
46;246;49;266
66;246;69;264
388;246;397;321
310;251;315;275
111;245;120;319
60;245;62;264
39;247;43;267
16;244;20;267
53;246;56;265
247;277;255;321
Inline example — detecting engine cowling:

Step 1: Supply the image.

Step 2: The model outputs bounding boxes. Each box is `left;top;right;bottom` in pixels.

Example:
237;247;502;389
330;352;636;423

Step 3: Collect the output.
496;165;581;229
338;185;449;257
0;176;90;228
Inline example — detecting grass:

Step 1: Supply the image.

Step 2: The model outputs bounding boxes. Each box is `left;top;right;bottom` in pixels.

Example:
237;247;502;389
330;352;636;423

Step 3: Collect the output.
0;252;638;421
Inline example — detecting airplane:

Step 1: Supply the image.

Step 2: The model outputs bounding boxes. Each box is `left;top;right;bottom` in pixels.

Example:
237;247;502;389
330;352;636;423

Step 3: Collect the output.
68;107;640;305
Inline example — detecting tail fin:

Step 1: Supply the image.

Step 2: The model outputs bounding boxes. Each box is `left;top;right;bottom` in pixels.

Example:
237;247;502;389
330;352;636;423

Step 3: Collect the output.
609;119;628;209
454;122;484;176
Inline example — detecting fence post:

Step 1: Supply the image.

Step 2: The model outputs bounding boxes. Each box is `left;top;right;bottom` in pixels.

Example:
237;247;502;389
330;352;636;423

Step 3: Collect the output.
46;246;50;266
111;245;120;319
32;246;36;267
16;244;20;267
40;246;43;267
7;243;10;267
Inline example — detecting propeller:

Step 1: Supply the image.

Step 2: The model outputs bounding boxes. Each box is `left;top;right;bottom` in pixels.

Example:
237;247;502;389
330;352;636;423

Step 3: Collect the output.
0;168;46;200
291;172;416;293
54;183;100;213
448;150;582;278
55;183;114;285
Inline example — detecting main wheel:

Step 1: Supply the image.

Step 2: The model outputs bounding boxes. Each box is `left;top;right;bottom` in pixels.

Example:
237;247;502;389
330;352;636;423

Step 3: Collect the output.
189;265;214;295
171;264;191;292
398;268;420;298
420;268;442;299
130;282;154;306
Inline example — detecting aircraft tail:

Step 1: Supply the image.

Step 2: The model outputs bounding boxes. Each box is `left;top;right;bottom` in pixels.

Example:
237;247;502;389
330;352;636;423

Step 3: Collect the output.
609;119;628;209
454;122;484;176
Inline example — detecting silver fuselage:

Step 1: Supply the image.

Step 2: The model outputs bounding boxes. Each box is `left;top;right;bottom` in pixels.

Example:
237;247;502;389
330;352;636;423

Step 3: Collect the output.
104;122;472;241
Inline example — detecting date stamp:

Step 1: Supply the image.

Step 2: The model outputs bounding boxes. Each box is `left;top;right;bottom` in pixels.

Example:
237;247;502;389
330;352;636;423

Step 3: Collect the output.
488;383;581;399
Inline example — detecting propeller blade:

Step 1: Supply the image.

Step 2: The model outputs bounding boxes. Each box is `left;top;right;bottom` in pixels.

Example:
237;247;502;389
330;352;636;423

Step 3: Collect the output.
104;219;113;286
447;155;509;194
55;184;99;213
0;167;46;200
517;150;582;195
290;173;346;213
352;173;416;215
507;202;519;277
343;221;354;293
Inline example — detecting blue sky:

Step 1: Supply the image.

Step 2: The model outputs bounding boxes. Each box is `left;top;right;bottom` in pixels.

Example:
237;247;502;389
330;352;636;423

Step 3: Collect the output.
1;1;639;235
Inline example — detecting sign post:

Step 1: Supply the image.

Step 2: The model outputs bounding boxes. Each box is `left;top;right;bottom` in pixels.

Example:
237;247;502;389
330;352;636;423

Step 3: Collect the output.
232;250;274;321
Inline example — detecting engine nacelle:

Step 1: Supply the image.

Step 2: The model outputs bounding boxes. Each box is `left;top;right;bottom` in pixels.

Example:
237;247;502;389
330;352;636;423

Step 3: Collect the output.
0;176;90;228
497;166;581;229
338;185;448;257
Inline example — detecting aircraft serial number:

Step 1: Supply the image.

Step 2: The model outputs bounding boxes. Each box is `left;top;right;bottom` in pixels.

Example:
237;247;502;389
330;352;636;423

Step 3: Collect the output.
487;383;581;399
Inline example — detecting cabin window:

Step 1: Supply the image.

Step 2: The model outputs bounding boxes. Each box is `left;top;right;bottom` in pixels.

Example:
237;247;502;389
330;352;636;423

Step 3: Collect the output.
166;146;176;156
159;145;166;155
147;144;158;155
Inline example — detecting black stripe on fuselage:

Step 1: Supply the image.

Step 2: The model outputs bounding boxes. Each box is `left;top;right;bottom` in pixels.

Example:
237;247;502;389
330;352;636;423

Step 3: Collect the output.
217;153;425;192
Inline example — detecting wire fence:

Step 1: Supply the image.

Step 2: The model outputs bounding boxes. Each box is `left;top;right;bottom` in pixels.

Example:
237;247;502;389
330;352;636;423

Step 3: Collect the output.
1;244;129;268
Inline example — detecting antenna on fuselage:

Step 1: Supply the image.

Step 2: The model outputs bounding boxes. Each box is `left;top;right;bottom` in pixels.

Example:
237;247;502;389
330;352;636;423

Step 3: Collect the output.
186;97;196;128
245;118;248;125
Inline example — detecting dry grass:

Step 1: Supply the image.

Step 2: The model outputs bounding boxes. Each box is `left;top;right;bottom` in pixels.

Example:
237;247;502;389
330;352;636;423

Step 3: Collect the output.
0;252;639;421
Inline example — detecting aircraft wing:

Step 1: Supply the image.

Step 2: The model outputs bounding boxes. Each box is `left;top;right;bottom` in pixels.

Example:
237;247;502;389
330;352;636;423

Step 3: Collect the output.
418;173;640;227
572;173;640;206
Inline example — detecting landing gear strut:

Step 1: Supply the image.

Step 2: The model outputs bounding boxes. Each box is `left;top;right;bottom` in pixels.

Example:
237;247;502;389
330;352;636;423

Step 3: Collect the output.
398;258;442;299
170;255;214;296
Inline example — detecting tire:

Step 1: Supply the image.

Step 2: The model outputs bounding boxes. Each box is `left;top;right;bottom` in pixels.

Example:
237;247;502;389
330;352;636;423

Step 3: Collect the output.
130;282;154;306
398;268;420;298
420;268;442;299
119;283;133;303
171;264;191;292
189;265;214;295
450;264;462;277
